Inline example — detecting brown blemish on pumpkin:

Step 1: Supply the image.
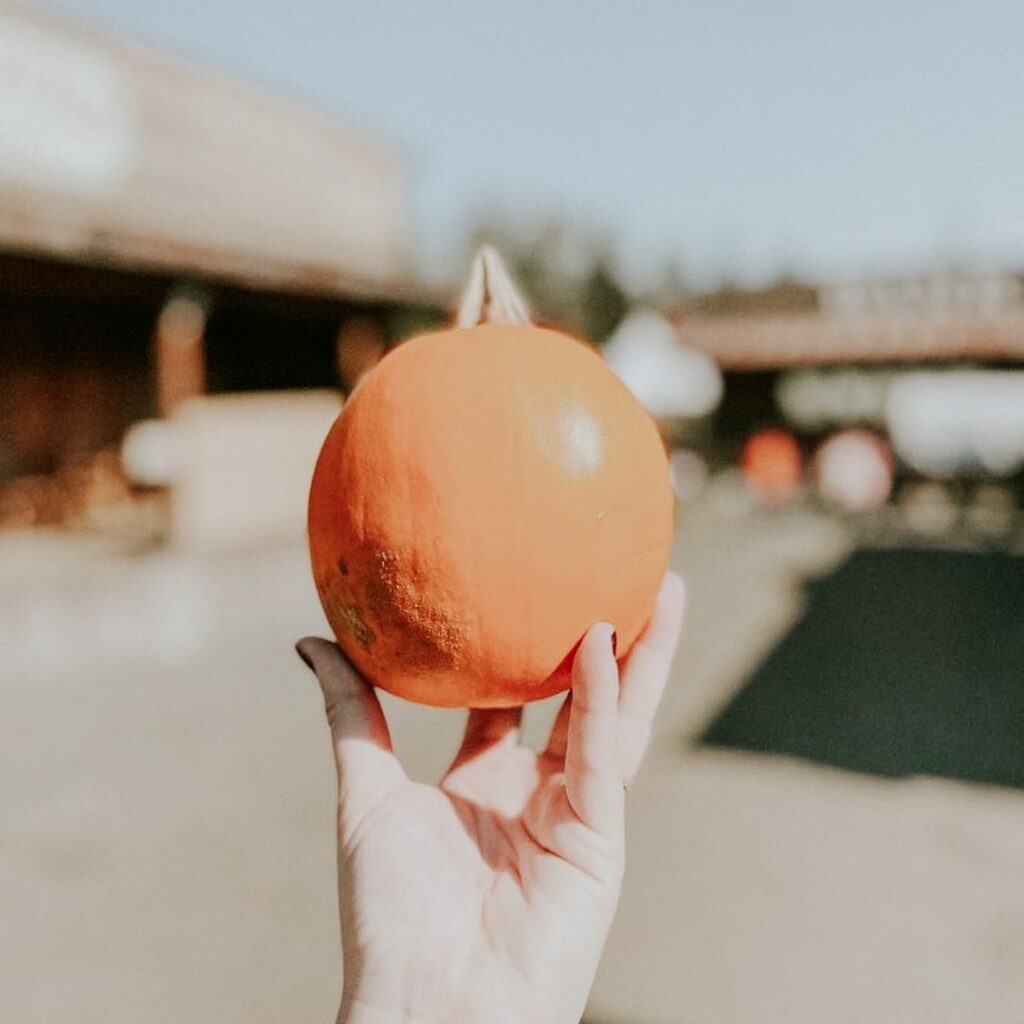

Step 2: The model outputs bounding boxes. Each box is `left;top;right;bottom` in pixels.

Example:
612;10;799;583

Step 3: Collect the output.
365;550;465;671
337;557;349;576
318;570;376;651
338;603;376;650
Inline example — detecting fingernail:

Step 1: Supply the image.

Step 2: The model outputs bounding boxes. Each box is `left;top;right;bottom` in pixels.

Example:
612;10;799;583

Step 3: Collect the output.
295;641;314;671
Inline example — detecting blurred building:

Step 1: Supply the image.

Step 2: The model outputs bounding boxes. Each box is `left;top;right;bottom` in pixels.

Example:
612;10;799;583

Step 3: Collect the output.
672;271;1024;493
0;1;437;543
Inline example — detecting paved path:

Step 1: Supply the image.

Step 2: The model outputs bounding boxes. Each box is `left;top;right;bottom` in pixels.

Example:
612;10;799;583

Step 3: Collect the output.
3;507;1024;1023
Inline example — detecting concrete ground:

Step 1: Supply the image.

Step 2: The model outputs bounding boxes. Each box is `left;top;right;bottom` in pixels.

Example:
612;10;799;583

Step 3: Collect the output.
3;501;1024;1023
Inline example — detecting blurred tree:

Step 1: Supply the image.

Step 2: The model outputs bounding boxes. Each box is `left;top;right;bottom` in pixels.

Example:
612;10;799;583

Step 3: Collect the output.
466;217;633;343
580;257;629;344
464;217;820;335
385;304;447;346
691;278;820;316
652;260;691;310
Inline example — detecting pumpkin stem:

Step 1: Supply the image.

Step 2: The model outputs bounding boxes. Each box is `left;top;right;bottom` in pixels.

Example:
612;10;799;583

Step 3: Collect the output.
456;245;532;327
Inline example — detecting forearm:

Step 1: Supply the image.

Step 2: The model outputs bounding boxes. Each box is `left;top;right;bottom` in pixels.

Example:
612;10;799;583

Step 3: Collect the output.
340;993;545;1024
339;997;439;1024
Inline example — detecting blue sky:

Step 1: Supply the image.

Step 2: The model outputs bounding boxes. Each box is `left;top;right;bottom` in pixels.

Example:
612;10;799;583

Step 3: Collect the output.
32;0;1024;289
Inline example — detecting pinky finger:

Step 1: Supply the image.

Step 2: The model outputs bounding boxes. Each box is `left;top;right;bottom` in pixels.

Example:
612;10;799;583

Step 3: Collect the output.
617;573;685;785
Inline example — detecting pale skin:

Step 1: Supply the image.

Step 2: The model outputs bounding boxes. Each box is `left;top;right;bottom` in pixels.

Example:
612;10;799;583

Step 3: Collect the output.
296;571;685;1024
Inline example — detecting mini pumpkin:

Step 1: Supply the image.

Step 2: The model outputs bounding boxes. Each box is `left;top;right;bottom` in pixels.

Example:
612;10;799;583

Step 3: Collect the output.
308;249;673;707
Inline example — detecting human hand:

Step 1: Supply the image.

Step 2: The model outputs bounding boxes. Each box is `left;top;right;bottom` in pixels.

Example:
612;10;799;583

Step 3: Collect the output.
296;572;685;1024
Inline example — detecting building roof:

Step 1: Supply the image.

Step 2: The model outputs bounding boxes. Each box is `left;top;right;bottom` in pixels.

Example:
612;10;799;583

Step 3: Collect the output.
0;2;421;303
673;310;1024;370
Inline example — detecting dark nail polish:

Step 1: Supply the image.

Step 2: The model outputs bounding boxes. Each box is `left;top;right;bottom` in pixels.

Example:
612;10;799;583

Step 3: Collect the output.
610;630;618;657
295;642;314;671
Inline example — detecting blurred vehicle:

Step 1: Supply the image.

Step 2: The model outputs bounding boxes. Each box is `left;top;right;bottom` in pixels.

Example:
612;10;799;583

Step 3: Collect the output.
812;430;893;513
886;370;1024;478
741;428;802;506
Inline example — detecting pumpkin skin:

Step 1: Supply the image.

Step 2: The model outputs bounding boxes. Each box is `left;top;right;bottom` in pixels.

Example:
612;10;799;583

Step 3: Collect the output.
308;323;674;708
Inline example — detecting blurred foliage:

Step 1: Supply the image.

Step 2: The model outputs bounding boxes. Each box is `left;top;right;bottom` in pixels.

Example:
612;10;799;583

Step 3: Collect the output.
467;218;633;344
580;259;630;345
383;303;448;346
689;279;820;317
648;260;692;310
466;216;821;337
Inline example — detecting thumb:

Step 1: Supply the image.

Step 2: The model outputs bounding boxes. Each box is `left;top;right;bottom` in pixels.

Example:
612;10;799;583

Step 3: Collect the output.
296;638;406;807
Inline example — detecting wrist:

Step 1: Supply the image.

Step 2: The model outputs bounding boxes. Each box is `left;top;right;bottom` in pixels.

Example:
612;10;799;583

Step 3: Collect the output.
338;997;437;1024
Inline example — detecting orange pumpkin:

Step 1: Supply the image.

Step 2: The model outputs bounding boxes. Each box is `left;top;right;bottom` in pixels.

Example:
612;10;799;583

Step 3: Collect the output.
308;275;673;708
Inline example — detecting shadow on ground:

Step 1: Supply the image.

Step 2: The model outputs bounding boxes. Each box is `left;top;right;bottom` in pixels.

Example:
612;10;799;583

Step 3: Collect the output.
701;547;1024;788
